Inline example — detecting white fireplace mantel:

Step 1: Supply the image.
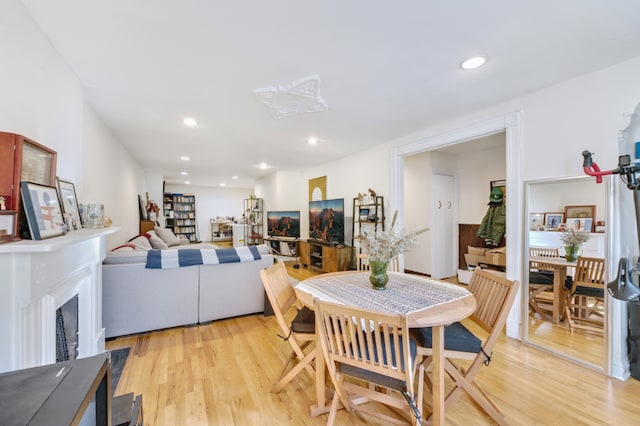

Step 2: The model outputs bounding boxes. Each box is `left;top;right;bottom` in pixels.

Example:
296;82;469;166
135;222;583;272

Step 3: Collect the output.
0;227;119;373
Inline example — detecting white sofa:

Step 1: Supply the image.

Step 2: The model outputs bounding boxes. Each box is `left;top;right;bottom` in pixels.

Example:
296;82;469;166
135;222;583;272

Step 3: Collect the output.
102;234;273;338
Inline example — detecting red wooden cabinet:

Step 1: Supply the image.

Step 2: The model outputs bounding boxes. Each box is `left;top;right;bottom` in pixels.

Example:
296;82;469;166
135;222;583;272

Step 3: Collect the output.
0;132;57;239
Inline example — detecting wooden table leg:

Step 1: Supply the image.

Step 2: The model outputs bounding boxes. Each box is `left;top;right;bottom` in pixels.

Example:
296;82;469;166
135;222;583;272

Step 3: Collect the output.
432;325;445;426
310;333;330;417
552;267;567;324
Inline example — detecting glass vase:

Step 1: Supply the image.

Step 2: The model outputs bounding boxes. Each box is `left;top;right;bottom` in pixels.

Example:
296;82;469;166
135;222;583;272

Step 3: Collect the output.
564;245;579;262
369;259;389;290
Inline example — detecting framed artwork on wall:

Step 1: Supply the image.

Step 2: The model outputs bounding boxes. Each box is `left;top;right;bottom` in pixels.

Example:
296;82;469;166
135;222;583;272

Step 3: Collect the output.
56;177;82;230
544;213;564;230
20;181;65;240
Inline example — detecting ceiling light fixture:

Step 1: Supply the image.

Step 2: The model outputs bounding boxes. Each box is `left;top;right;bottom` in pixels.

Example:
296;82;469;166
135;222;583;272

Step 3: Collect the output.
185;181;191;184
180;171;188;175
219;183;226;187
461;56;487;70
232;176;238;180
308;137;318;145
180;156;190;161
183;117;197;127
259;162;268;170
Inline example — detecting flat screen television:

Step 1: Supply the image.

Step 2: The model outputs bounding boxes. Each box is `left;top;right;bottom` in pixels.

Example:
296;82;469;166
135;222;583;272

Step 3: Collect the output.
308;198;345;244
267;210;301;238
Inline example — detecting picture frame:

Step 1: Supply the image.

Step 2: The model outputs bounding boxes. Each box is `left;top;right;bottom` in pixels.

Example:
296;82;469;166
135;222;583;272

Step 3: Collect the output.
544;212;564;230
20;181;66;240
529;213;545;230
56;177;82;230
359;208;370;221
564;205;596;231
0;210;20;243
567;218;593;232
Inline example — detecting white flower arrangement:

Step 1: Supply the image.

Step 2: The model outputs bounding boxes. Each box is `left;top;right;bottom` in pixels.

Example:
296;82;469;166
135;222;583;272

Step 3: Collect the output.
358;211;428;262
560;228;590;246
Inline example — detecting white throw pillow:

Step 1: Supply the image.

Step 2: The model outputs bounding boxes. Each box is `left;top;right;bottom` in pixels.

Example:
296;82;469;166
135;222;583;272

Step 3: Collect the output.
148;233;169;249
154;226;182;247
129;235;152;250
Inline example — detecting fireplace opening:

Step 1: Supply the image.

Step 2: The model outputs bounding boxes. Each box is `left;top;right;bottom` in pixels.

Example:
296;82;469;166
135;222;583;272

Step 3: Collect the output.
56;294;79;362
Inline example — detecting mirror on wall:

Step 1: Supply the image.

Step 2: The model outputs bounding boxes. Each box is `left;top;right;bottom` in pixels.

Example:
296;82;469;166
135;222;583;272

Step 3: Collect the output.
524;176;608;369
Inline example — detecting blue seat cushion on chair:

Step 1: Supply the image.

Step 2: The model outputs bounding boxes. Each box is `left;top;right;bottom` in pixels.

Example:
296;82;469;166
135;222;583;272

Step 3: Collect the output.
529;270;554;285
413;321;482;354
290;306;315;333
574;286;605;298
338;335;417;391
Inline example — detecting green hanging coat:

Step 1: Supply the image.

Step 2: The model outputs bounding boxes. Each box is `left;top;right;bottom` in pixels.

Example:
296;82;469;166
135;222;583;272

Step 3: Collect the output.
477;202;506;246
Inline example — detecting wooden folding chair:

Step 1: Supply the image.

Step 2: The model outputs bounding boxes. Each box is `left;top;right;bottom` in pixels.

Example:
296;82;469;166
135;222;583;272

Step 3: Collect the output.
314;299;424;426
260;262;316;392
564;256;605;334
413;269;518;425
528;246;559;319
356;252;371;271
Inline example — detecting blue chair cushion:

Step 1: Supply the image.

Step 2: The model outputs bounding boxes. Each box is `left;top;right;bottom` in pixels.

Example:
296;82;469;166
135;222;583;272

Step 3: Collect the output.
529;270;554;285
412;321;482;354
290;306;315;333
338;334;417;391
574;286;605;298
564;276;605;298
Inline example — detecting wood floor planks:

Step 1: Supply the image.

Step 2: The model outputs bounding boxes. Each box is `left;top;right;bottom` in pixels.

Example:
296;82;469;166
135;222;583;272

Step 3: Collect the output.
106;261;640;425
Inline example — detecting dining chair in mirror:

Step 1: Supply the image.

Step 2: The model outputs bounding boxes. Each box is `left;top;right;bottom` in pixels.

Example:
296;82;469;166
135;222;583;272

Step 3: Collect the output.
528;247;559;320
564;256;605;334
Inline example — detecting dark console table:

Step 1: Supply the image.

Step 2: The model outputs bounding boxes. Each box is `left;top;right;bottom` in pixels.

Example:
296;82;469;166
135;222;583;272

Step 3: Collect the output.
0;353;111;426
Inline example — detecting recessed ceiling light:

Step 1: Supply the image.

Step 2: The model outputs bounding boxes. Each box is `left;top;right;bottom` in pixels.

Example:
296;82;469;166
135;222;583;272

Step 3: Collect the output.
183;117;197;127
308;137;318;145
219;183;226;187
232;176;239;180
180;171;188;176
180;156;190;161
185;181;191;184
461;56;486;70
259;162;268;169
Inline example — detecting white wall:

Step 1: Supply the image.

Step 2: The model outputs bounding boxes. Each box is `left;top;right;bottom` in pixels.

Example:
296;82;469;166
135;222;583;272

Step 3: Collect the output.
529;179;606;224
0;0;145;249
165;183;252;242
404;151;431;273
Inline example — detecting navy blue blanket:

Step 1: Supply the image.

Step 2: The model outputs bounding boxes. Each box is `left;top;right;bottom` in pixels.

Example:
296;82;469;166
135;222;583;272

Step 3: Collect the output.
146;246;261;269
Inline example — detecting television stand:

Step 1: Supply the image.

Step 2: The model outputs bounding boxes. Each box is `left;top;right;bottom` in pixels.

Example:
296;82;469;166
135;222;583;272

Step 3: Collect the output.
299;240;351;273
264;237;300;266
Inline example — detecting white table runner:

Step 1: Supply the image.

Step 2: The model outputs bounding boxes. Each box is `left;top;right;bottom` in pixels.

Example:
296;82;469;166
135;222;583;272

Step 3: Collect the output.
297;272;470;315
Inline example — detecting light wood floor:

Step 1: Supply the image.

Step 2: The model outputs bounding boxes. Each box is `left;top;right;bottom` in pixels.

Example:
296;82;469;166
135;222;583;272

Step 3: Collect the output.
106;261;640;425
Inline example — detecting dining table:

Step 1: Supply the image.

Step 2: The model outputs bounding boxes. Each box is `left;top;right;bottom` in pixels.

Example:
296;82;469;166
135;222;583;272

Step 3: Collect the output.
529;255;576;323
294;270;476;426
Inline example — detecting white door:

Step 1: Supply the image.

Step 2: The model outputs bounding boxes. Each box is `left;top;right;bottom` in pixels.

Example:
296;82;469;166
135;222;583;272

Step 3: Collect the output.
431;173;456;279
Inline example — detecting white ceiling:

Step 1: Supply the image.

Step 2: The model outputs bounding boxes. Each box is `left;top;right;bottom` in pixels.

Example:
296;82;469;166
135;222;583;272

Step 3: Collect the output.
20;1;640;188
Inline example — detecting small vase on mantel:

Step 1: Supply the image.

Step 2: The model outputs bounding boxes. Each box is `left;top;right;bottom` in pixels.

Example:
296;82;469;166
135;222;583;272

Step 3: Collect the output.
369;259;390;290
564;245;579;262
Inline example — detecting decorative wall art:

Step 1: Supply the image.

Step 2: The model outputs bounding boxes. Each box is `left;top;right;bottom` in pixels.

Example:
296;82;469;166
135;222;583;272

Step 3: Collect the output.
529;213;544;230
20;181;65;240
56;177;81;230
564;205;596;231
0;210;19;243
308;176;327;201
544;213;564;230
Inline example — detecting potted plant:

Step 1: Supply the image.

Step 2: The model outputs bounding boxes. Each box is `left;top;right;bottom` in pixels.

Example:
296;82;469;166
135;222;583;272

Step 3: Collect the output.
358;211;428;289
560;228;590;261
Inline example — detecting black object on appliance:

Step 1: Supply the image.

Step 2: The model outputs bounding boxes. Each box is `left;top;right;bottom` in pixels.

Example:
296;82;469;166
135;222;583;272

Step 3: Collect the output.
583;150;640;379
